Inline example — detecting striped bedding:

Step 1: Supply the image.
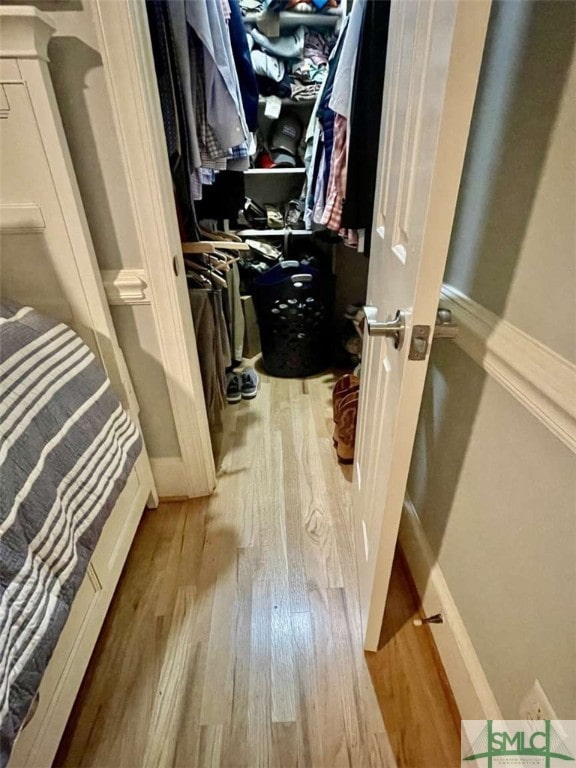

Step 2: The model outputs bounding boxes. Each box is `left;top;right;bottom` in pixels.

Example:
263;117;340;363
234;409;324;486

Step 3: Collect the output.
0;301;142;767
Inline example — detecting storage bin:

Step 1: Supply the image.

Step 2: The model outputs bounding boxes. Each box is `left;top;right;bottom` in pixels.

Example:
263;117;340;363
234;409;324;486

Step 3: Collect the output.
253;261;334;377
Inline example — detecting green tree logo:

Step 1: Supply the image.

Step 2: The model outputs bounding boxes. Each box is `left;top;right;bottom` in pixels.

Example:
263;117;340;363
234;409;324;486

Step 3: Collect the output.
463;721;575;767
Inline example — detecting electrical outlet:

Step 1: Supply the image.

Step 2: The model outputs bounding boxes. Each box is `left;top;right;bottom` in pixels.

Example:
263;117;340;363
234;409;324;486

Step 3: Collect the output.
519;679;559;721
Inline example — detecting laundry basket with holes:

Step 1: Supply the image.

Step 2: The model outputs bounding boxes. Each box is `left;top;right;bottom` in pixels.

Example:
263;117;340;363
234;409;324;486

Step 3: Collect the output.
252;261;334;377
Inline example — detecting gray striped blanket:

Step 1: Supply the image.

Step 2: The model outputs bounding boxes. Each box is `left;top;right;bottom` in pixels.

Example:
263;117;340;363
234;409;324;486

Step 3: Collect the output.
0;301;142;767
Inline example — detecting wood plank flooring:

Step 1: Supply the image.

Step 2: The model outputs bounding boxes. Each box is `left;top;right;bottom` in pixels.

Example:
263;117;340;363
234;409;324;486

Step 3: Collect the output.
55;371;396;768
366;550;461;768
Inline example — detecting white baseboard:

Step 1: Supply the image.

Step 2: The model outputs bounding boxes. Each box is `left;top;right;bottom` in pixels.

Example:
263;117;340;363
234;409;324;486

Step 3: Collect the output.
399;497;503;720
149;458;189;498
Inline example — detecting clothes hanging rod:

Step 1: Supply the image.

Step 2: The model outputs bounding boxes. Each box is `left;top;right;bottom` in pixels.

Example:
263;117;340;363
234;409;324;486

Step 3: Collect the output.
236;228;312;237
243;10;342;27
182;241;250;253
244;168;306;175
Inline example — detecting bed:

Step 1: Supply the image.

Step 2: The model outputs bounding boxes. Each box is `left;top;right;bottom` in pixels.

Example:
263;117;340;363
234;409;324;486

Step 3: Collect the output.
0;7;157;767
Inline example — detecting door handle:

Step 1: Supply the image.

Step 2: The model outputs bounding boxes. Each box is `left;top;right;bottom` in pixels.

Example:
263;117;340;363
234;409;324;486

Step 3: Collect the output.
359;306;406;350
355;306;455;353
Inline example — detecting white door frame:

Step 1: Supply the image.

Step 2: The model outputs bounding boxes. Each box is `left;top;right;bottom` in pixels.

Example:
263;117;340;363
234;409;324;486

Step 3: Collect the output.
91;0;215;498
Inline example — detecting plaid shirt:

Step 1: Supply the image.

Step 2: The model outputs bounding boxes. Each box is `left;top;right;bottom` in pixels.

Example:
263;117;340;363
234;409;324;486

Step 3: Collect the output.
319;113;347;231
193;40;248;183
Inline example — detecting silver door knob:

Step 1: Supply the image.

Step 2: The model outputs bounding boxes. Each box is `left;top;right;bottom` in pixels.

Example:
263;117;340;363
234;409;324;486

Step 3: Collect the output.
360;306;406;349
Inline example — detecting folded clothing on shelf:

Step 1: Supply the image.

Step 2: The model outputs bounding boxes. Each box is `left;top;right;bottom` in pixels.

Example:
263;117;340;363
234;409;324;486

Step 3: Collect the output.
256;71;292;98
249;24;336;101
250;25;306;59
251;49;286;81
303;29;335;65
291;58;326;84
290;81;321;101
240;0;264;11
264;0;342;12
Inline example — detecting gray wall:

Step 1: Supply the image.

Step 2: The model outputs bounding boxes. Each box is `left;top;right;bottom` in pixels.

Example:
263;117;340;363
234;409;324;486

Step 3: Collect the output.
408;0;576;718
446;0;576;362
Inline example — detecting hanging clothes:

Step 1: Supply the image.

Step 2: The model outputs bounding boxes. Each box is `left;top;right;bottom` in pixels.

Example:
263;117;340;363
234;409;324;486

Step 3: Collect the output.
148;0;257;205
327;0;364;119
303;0;391;251
320;0;365;234
228;0;259;131
146;0;199;238
225;262;245;365
319;112;347;231
189;288;231;428
185;0;249;150
303;19;347;229
340;0;391;236
165;0;201;170
147;0;258;435
315;29;344;197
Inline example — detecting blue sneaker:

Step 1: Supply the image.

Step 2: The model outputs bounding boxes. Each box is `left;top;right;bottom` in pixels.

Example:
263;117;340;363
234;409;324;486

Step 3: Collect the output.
240;368;259;400
226;372;242;404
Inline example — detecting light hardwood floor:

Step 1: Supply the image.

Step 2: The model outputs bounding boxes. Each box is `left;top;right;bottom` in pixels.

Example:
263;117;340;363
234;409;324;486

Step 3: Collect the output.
56;370;460;768
56;371;396;768
366;551;461;768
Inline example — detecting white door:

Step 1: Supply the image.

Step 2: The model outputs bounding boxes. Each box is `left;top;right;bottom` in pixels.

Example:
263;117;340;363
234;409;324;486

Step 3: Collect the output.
354;0;491;651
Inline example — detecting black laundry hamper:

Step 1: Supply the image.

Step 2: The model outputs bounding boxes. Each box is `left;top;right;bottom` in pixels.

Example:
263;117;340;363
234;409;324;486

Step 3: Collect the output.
253;261;334;378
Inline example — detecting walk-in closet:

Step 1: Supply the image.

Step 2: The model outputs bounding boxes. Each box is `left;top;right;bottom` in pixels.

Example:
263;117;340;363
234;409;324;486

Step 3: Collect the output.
145;0;390;462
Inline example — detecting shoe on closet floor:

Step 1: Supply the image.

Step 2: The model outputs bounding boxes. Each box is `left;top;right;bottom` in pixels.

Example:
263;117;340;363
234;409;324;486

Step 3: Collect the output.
226;372;242;404
336;392;359;465
240;368;259;399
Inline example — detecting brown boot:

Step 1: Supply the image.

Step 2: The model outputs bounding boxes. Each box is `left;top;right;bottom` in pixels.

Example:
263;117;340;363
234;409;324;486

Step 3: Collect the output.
332;386;359;446
332;374;360;410
333;389;360;445
332;374;360;444
336;392;359;464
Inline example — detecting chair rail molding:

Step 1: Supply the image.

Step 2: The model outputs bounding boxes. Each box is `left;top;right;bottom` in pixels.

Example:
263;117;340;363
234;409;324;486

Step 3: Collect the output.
440;283;576;454
0;202;45;233
101;269;151;306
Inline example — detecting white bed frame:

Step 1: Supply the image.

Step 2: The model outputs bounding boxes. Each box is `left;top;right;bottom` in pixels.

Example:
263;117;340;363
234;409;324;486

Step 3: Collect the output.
0;7;158;766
